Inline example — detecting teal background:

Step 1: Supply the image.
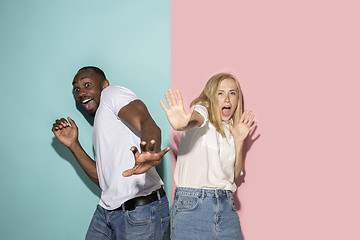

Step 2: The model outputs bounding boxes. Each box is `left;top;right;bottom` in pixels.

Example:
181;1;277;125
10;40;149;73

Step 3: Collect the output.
0;0;170;239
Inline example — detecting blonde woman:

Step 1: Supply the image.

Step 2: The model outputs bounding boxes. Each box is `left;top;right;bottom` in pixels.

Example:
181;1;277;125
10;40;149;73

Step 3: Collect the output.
160;73;256;240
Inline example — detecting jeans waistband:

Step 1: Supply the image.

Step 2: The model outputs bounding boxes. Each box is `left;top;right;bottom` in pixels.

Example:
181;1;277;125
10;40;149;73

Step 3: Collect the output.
117;187;166;211
175;187;233;199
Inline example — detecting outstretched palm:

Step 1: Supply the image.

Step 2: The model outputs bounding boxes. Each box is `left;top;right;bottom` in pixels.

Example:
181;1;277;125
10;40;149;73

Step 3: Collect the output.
229;111;257;142
160;89;195;130
122;140;170;177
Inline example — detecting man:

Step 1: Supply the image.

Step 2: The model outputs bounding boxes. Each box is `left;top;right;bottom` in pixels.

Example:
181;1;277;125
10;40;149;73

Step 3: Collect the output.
52;66;170;239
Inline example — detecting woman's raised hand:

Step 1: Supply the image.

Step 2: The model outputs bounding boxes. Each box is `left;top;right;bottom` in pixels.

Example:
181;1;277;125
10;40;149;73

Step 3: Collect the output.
229;110;257;142
160;89;195;131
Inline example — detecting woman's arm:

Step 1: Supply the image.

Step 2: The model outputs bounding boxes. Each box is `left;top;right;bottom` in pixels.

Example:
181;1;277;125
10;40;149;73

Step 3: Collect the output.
160;89;204;131
229;111;257;179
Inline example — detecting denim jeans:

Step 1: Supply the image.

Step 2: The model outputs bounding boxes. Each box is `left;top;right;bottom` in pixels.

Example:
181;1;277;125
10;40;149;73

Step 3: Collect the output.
85;196;170;240
171;187;243;240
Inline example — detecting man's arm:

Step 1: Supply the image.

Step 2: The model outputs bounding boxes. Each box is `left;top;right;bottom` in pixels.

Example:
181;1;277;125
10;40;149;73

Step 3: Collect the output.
52;117;99;186
118;100;170;177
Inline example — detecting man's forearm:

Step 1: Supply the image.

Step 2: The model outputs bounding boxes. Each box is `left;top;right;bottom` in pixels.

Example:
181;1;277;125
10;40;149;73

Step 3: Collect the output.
69;141;99;186
141;119;162;152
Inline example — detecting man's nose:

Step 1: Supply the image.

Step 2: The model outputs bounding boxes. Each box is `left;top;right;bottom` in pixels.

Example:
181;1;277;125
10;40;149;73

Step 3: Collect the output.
78;88;87;99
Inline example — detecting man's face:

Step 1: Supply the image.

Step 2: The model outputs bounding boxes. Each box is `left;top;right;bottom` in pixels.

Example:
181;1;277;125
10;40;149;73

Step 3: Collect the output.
72;70;107;116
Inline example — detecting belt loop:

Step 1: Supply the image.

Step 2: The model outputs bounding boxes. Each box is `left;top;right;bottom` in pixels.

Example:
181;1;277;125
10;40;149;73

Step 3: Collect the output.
156;189;161;203
121;204;125;212
227;190;232;200
201;189;205;200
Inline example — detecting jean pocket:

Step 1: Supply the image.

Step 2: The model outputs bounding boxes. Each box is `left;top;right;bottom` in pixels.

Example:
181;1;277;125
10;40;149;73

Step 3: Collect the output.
174;195;200;213
126;205;152;225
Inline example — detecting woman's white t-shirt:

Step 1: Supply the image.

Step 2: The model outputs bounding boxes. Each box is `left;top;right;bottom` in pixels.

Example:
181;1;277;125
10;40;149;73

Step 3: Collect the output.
174;105;238;192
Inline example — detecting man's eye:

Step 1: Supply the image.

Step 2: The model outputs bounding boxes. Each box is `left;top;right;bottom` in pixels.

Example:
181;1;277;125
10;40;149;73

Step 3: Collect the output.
74;88;79;92
85;82;91;87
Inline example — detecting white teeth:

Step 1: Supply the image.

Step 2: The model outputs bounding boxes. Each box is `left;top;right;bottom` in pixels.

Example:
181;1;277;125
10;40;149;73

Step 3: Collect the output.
82;99;91;104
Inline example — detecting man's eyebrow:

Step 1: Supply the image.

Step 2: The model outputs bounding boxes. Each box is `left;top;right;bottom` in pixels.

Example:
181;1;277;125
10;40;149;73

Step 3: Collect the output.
72;77;89;85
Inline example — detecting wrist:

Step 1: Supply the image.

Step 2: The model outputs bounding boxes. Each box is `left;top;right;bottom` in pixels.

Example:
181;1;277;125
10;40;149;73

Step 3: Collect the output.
68;140;81;152
234;138;245;145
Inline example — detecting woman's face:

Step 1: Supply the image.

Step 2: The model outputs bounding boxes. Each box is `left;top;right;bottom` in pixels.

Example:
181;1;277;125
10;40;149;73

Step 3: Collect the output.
217;78;239;121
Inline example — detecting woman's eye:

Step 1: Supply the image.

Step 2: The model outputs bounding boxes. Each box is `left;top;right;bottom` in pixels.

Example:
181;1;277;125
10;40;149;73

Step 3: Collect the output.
218;92;223;95
231;92;236;95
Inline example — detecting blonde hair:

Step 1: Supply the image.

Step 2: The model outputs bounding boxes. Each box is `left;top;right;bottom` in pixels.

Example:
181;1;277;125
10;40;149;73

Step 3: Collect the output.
190;73;243;136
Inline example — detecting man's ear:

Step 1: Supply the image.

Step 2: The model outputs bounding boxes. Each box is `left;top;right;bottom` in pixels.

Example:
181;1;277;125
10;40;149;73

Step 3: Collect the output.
102;79;109;89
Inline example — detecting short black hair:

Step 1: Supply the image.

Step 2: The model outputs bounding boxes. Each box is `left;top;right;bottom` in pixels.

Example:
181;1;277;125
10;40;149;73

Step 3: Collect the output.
77;66;106;80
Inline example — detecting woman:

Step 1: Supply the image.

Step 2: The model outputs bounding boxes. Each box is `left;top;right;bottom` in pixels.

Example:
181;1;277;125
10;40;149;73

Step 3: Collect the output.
160;73;256;240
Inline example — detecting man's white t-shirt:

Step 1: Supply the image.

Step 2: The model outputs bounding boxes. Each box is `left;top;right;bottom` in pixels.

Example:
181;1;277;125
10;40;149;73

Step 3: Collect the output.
174;105;238;192
93;85;163;210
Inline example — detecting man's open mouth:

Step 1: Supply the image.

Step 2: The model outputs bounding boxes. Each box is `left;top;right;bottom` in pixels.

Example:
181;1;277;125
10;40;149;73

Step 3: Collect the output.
82;98;95;111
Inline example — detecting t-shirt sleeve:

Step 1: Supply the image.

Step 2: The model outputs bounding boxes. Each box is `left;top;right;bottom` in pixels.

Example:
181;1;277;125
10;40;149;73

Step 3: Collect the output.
194;105;208;128
101;86;139;116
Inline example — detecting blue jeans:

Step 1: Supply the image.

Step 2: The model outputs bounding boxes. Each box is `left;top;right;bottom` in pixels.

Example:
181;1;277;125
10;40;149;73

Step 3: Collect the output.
171;187;243;240
85;196;170;240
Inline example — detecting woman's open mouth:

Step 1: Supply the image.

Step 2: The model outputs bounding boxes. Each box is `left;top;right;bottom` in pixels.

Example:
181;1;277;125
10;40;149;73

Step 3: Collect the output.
222;106;231;116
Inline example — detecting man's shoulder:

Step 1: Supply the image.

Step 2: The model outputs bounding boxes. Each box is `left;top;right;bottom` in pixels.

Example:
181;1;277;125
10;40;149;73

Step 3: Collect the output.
103;85;128;92
102;85;136;97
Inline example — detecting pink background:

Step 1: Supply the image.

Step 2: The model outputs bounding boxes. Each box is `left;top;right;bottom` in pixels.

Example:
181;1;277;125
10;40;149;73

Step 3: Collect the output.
171;0;360;239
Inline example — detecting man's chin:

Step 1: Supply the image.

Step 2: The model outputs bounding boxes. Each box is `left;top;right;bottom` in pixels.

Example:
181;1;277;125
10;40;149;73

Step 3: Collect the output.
85;108;96;116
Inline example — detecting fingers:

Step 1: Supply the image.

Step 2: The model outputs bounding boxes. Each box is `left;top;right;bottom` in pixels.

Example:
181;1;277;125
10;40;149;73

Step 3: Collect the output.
124;145;171;177
168;89;177;106
134;140;158;154
244;111;254;126
122;168;135;177
241;111;254;125
164;92;172;107
240;111;245;122
157;147;170;157
163;89;182;109
188;105;196;116
228;120;234;131
148;140;155;152
242;110;257;131
175;89;183;106
52;118;69;131
137;140;156;152
249;122;257;131
140;141;147;153
160;99;168;112
67;117;78;130
130;146;140;159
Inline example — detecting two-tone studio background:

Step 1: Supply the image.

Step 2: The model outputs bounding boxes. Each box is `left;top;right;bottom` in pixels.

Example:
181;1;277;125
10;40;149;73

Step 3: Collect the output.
1;0;359;239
